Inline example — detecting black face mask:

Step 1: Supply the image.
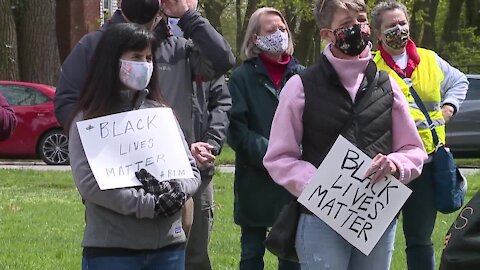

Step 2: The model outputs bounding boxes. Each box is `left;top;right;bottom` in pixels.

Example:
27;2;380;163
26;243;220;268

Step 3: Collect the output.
332;23;371;56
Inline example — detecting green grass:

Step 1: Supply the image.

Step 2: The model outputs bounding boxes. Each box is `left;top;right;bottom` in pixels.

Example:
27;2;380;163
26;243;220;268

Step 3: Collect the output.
455;158;480;167
0;170;84;269
215;144;235;165
0;169;479;269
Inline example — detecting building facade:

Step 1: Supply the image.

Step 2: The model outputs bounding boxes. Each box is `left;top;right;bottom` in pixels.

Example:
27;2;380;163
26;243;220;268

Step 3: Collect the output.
100;0;119;24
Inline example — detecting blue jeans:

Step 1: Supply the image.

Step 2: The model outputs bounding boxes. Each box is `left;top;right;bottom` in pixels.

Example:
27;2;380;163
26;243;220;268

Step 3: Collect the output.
402;162;436;270
240;226;301;270
82;248;185;270
296;213;397;270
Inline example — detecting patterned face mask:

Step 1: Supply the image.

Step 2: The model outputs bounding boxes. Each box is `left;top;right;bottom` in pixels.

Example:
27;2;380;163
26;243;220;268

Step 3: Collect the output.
119;59;154;91
332;23;371;56
255;29;289;54
383;24;409;50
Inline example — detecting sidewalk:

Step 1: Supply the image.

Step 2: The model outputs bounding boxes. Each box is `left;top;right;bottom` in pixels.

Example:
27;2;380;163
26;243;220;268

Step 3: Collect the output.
2;162;480;176
0;162;236;173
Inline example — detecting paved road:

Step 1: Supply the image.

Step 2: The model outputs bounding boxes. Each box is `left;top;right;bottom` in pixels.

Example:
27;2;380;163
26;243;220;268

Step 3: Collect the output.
0;162;479;176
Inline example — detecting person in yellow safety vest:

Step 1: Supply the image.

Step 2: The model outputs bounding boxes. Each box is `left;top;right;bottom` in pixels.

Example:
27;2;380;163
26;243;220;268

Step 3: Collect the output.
370;2;469;270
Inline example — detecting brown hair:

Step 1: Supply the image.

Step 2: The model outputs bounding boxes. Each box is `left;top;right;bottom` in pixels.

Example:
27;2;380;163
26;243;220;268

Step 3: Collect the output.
371;1;409;32
314;0;367;29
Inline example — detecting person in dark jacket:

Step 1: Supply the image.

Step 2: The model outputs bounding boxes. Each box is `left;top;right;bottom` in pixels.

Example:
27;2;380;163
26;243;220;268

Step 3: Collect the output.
440;192;480;270
55;0;161;127
227;7;302;270
167;11;232;270
0;93;17;141
184;76;231;270
54;0;235;146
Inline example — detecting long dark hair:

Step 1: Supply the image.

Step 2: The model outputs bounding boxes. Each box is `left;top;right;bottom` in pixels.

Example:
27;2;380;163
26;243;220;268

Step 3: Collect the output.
68;23;165;132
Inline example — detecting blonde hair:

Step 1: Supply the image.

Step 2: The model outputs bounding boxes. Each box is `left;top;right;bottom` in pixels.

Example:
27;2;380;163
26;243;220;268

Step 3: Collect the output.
314;0;367;29
241;7;294;60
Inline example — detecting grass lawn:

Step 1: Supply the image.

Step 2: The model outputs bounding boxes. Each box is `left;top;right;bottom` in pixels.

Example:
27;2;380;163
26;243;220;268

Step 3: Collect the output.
0;169;478;269
456;158;480;167
215;144;235;165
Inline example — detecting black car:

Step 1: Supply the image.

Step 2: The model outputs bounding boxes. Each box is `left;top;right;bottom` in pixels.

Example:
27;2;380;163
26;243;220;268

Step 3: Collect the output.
446;74;480;157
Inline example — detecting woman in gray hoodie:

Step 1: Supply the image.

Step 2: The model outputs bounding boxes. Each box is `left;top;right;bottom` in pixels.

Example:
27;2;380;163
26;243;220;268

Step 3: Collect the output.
67;23;201;270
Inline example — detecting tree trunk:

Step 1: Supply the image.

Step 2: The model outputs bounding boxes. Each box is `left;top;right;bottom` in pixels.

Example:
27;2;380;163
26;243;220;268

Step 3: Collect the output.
14;0;60;85
422;0;439;50
240;0;259;41
56;0;71;63
203;0;227;34
465;0;480;35
410;0;429;45
282;0;297;34
0;0;19;80
235;0;243;56
442;0;466;46
234;0;259;58
294;18;316;66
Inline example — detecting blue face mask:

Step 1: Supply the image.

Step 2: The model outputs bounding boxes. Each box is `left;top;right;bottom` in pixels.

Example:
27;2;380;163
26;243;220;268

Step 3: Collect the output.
168;17;183;37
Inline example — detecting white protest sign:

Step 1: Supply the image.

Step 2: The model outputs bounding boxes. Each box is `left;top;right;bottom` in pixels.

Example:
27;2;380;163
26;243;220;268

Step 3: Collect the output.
76;107;194;190
298;135;411;256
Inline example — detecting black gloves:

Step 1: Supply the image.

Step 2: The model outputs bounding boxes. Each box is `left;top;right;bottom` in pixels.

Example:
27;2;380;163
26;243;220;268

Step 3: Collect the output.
135;169;187;217
154;191;187;218
135;169;177;197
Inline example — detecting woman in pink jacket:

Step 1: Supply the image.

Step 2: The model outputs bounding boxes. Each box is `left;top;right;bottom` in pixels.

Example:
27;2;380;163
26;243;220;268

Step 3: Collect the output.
263;0;427;269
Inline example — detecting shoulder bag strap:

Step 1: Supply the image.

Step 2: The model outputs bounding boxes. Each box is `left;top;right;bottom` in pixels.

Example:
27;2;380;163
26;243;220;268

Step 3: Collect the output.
394;69;441;147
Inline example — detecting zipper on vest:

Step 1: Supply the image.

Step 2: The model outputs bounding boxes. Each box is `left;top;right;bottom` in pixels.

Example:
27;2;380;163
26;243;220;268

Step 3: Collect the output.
352;107;361;149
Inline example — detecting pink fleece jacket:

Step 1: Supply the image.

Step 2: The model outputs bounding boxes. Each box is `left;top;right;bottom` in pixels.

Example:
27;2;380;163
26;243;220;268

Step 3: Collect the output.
263;45;427;198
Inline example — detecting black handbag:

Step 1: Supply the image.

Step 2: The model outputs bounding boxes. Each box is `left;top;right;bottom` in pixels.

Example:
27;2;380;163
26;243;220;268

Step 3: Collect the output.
409;87;467;214
264;200;299;262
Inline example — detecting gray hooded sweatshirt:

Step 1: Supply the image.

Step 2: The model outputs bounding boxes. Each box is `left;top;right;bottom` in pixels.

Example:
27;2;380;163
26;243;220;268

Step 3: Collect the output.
69;95;201;249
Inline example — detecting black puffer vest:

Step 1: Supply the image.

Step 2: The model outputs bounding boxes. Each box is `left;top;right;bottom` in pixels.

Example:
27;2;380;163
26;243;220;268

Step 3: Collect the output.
300;55;393;167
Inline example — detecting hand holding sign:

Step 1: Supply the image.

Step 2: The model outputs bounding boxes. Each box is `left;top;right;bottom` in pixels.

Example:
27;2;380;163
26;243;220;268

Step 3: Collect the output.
364;153;398;182
76;108;194;190
134;168;187;217
135;168;181;197
298;135;411;256
155;191;187;217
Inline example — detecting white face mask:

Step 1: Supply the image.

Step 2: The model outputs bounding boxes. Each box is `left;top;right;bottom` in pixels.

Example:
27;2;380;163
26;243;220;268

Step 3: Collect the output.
119;59;154;91
255;29;289;54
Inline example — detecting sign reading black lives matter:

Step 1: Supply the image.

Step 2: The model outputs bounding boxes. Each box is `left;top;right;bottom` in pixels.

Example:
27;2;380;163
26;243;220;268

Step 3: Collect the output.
77;107;194;190
298;135;412;255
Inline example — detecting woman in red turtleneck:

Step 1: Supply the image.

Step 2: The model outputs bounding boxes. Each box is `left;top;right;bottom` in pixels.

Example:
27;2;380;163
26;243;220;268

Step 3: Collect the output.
227;6;303;270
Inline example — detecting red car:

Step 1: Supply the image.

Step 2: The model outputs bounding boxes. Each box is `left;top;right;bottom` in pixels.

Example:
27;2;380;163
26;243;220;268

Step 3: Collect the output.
0;81;69;165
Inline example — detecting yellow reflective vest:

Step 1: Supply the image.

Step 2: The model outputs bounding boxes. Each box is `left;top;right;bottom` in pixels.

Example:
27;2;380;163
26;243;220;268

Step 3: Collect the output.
373;48;445;154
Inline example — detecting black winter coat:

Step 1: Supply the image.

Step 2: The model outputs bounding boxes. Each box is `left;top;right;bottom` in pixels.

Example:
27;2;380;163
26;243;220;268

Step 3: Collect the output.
228;56;303;227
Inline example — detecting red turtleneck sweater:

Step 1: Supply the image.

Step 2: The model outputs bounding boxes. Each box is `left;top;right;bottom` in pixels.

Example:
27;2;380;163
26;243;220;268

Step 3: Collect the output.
259;53;291;89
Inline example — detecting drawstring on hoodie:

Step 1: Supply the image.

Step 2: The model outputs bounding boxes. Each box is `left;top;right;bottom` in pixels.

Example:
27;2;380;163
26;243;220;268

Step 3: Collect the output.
133;88;149;110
